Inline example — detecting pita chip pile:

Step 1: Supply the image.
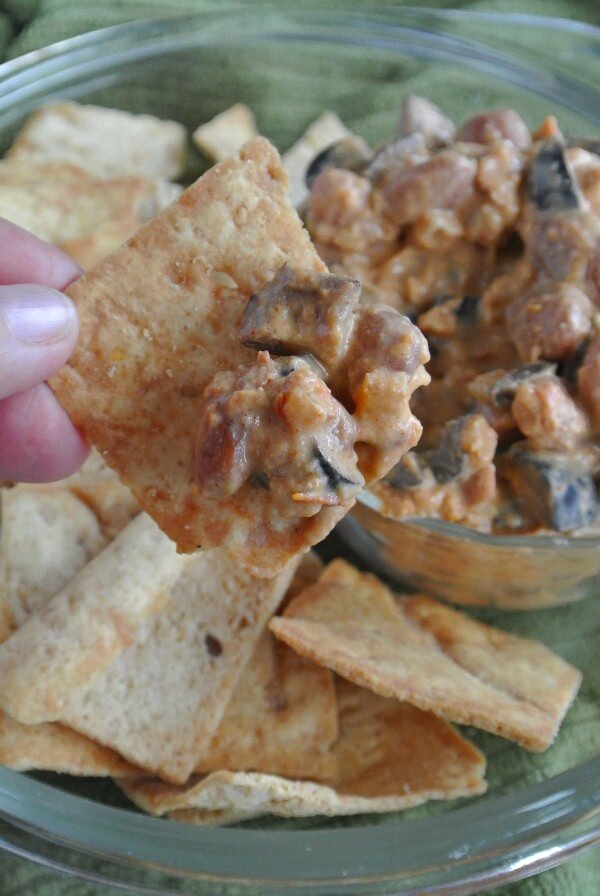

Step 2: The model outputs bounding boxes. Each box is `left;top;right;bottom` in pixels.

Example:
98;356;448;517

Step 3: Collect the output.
0;100;583;830
0;101;185;269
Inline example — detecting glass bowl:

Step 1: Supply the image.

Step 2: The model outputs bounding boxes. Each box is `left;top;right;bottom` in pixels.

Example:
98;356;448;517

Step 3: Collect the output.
341;496;600;609
0;7;599;894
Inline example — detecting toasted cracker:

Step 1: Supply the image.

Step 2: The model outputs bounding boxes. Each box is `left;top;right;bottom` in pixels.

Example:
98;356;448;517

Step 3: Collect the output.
0;159;151;244
282;111;350;207
0;486;106;643
193;104;257;162
0;513;190;725
0;711;139;777
195;630;337;780
49;138;349;576
190;551;335;783
120;679;486;818
60;552;299;783
8;101;186;180
269;561;581;751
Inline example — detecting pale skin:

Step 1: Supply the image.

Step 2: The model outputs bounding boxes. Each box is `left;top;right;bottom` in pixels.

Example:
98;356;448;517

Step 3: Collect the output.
0;218;88;481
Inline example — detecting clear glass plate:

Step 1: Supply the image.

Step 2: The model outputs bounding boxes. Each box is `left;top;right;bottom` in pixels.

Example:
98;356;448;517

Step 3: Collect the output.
0;8;598;894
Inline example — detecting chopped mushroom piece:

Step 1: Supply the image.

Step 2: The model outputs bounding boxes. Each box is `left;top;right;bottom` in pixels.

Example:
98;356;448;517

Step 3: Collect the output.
241;264;360;366
240;265;430;484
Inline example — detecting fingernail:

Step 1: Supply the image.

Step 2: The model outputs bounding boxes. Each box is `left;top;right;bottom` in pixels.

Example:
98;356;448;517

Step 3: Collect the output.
0;284;77;345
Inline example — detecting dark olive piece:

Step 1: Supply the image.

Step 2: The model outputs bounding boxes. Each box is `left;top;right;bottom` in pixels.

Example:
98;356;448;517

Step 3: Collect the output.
387;454;425;489
426;416;472;483
250;471;271;491
491;362;556;408
316;449;360;491
498;449;599;531
454;295;480;325
528;139;581;212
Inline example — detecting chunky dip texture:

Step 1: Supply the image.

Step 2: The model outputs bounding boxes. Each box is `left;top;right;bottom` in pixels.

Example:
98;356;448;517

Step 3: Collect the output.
304;98;600;534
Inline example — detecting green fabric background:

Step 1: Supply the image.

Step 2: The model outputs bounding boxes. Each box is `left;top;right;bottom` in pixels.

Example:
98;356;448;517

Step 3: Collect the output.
0;1;599;894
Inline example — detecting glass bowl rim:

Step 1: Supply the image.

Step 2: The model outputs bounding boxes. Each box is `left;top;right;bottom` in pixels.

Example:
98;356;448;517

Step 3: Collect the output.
0;6;599;892
356;490;600;550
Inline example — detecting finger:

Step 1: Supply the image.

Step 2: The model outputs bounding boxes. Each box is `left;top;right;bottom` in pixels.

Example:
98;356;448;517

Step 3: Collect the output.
0;384;88;482
0;218;81;290
0;284;79;400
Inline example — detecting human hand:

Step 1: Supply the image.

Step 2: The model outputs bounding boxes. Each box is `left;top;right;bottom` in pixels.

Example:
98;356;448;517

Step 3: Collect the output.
0;219;89;482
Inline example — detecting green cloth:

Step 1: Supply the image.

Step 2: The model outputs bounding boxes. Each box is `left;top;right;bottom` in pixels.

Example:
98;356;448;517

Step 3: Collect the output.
0;9;12;59
0;1;599;895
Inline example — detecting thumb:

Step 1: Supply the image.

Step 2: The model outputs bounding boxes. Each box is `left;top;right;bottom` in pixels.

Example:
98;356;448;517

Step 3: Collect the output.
0;284;78;401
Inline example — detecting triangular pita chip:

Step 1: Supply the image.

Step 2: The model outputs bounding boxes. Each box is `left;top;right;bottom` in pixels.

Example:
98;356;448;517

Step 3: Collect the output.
282;111;350;207
195;550;332;778
0;475;143;780
48;137;363;575
0;513;190;725
0;711;139;777
195;630;337;780
0;159;151;244
7;101;186;180
60;552;299;783
193;104;257;162
120;679;486;819
269;560;581;751
0;486;106;642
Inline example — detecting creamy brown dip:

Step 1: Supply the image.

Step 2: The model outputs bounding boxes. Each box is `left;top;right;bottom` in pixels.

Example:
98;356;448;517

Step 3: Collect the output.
304;98;600;534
